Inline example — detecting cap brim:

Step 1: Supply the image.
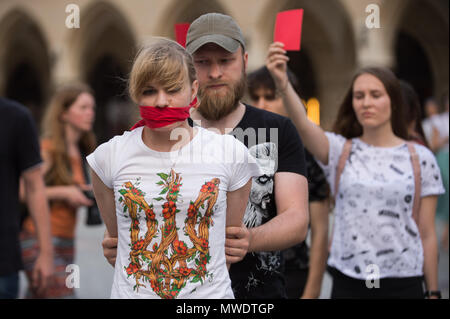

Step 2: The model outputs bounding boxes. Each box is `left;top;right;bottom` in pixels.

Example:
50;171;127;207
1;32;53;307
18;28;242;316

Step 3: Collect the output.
186;34;240;54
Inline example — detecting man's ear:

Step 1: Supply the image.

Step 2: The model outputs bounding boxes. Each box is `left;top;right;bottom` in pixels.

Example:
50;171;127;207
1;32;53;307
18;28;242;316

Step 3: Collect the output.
243;51;249;72
191;80;199;101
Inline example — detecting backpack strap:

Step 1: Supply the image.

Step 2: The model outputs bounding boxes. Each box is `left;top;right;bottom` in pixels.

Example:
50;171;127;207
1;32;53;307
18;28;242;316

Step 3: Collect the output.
329;139;352;252
334;139;353;199
406;142;421;225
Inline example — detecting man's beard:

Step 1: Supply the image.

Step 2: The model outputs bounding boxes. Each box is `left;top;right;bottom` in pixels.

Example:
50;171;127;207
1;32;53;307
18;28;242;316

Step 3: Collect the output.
197;71;247;121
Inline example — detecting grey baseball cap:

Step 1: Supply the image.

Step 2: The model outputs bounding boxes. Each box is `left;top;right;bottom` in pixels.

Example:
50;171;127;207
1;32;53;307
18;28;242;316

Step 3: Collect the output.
186;13;246;54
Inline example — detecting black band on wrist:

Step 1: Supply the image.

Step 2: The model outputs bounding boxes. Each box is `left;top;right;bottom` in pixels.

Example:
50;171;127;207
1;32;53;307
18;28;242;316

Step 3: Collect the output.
424;290;442;299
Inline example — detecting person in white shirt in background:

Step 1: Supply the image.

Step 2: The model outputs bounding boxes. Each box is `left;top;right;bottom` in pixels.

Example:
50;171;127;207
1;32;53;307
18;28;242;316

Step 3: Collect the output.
422;97;449;154
428;94;449;250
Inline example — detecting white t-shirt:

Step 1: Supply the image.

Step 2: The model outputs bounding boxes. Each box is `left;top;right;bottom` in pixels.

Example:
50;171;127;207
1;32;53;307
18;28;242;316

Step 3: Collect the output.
87;126;261;299
422;112;449;152
318;132;445;280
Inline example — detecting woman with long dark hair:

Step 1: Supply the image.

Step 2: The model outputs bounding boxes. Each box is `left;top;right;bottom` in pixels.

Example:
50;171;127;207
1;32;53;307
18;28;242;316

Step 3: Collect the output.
21;83;96;298
265;42;444;299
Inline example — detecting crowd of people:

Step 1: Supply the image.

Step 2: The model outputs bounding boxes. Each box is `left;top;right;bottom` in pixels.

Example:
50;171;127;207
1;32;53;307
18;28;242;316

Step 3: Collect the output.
1;12;448;300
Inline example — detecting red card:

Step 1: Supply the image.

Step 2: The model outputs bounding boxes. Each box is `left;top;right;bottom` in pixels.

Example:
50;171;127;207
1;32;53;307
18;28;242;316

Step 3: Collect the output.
175;23;190;48
274;9;304;51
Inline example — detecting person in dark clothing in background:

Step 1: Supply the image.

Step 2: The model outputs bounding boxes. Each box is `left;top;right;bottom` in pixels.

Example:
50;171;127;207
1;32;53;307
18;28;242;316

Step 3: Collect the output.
0;97;53;299
248;66;330;298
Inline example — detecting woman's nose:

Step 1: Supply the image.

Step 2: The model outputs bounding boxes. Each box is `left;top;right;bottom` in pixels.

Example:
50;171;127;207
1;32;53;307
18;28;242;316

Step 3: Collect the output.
88;106;95;119
155;91;170;107
363;95;372;108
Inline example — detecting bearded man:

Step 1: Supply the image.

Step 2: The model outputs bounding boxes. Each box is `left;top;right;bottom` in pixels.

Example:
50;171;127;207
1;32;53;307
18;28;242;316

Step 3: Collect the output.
103;13;309;299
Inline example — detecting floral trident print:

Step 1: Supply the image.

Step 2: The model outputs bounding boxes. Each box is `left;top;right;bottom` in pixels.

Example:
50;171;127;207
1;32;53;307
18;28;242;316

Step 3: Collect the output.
117;169;220;299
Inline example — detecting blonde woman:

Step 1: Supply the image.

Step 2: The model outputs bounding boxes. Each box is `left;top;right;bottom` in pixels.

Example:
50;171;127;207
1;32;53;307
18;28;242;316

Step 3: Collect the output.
87;38;260;299
21;83;96;298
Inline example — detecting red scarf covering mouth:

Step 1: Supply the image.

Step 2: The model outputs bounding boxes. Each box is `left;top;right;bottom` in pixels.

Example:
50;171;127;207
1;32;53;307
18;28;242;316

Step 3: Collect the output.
131;97;198;130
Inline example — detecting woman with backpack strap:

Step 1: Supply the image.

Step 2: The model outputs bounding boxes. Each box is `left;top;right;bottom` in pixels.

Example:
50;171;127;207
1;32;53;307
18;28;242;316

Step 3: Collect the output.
266;42;445;299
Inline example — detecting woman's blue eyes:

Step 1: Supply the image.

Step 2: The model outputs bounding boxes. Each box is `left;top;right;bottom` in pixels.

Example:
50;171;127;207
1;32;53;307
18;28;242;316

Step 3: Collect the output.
143;88;181;95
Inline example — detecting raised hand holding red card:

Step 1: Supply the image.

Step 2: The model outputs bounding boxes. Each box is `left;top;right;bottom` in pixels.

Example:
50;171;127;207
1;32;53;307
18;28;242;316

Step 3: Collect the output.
274;9;304;51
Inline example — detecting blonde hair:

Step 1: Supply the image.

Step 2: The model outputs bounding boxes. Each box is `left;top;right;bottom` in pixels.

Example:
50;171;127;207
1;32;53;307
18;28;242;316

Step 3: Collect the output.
128;38;197;103
41;83;97;185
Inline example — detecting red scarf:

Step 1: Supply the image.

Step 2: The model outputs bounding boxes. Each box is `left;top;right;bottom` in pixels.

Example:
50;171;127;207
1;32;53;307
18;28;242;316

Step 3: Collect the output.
131;97;198;130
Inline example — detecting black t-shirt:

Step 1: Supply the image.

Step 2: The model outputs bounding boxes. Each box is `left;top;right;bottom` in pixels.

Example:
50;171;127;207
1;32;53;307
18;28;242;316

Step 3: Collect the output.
0;98;42;276
227;104;307;299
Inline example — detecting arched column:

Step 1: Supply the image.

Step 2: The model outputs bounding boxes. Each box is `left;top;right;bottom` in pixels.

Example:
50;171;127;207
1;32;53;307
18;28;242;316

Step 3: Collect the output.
66;1;137;143
393;0;449;104
0;8;51;125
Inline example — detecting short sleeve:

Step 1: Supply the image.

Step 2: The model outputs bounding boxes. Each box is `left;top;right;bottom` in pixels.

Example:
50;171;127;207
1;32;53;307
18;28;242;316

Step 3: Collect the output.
277;119;306;176
86;141;115;188
315;132;347;196
16;107;42;173
227;136;262;192
415;145;445;197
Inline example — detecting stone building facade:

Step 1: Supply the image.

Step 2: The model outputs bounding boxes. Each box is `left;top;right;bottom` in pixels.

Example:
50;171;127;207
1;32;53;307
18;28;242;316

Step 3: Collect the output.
0;0;448;142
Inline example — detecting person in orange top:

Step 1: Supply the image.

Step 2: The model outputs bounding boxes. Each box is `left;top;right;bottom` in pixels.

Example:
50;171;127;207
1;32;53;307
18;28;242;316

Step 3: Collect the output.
21;83;96;298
